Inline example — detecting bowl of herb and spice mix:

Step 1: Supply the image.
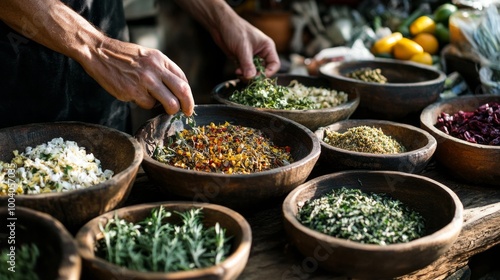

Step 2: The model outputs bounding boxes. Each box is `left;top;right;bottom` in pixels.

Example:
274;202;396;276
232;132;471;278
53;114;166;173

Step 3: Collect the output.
76;201;252;280
0;206;81;280
135;104;321;208
314;119;437;173
420;94;500;186
319;58;446;119
0;122;143;231
211;73;360;131
283;170;464;279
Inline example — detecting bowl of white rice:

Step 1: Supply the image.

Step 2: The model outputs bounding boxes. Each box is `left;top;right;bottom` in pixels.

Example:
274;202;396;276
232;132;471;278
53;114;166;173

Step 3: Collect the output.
0;122;143;231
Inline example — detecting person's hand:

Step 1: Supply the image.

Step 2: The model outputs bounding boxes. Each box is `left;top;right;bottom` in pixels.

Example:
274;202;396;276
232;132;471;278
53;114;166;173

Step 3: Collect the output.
80;37;195;116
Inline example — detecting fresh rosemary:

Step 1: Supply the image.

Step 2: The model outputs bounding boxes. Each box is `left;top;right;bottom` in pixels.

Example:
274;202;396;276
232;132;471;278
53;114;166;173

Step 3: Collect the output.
297;187;426;245
0;243;40;280
96;207;232;273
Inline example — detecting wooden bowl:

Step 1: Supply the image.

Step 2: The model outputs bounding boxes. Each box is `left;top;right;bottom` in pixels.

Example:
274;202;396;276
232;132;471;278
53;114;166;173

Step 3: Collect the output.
314;119;437;173
319;58;446;119
135;104;321;208
76;201;252;280
420;94;500;186
0;122;143;231
283;170;463;279
0;206;81;279
211;74;360;131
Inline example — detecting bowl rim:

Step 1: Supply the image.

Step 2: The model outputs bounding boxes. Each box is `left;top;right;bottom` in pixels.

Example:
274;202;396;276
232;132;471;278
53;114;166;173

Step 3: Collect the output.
315;119;437;158
137;104;322;178
318;58;447;87
282;170;464;251
75;201;252;278
0;121;144;199
420;94;500;150
211;74;361;113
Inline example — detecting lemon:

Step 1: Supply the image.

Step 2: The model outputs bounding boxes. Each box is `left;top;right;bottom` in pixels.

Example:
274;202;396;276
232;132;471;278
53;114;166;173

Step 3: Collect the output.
393;38;424;60
410;52;433;65
410;15;436;36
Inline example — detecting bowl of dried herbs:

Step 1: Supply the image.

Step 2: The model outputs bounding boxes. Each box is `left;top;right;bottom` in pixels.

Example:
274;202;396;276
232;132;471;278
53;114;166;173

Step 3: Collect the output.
282;170;463;279
420;94;500;186
211;58;359;131
135;104;321;208
0;206;81;280
314;119;437;173
319;58;446;119
76;201;251;280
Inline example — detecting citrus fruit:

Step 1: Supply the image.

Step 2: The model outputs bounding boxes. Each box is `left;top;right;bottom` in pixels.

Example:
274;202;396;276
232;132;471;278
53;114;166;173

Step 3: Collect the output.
393;38;424;60
433;3;458;24
410;15;436;35
371;32;403;54
435;22;450;43
410;52;433;65
412;33;439;55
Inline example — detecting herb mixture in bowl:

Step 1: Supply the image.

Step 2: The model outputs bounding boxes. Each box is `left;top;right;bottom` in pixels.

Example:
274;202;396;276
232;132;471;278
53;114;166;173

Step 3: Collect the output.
0;243;39;280
0;137;114;195
153;121;293;174
346;67;388;84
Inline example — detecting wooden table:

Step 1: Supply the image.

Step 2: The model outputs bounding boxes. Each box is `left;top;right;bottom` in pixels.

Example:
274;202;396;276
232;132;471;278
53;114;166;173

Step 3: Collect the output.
125;160;500;280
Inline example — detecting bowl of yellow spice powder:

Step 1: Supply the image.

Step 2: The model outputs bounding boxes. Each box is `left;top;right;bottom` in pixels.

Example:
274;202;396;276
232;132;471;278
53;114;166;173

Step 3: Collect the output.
135;104;321;209
315;119;437;173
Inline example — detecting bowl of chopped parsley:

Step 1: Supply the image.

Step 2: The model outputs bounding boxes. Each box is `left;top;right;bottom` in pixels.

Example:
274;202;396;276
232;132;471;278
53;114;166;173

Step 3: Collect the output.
0;122;143;231
76;201;251;280
0;206;81;280
211;58;359;131
282;170;463;279
314;119;437;173
319;58;446;120
135;104;321;209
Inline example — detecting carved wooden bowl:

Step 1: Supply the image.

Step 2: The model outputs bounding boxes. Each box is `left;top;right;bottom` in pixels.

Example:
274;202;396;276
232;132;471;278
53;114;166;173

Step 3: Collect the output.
420;94;500;186
76;201;252;280
319;58;446;119
0;122;143;231
314;119;437;173
0;206;81;279
283;170;463;279
135;104;321;209
211;74;360;131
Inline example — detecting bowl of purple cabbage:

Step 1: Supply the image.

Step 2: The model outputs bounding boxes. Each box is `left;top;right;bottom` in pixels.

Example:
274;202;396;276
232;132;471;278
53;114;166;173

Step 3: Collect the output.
420;94;500;186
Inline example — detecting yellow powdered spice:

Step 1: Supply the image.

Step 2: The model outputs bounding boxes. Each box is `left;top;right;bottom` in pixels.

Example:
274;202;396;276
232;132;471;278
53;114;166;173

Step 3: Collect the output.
324;126;406;154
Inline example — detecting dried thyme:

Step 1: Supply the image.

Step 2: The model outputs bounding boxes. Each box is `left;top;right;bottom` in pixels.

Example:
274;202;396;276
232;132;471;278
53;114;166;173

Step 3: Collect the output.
96;207;232;273
346;67;388;84
297;187;426;245
0;243;40;280
323;126;406;154
153;122;293;174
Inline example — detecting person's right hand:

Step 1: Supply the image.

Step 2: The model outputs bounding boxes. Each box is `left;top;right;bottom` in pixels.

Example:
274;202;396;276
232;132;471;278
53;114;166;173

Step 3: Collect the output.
80;37;195;116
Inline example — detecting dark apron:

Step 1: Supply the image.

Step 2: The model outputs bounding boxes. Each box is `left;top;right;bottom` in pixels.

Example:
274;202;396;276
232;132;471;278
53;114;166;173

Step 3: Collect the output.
0;0;130;132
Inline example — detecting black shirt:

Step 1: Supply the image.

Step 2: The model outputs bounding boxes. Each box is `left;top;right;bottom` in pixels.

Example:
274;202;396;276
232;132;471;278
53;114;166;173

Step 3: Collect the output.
0;0;130;132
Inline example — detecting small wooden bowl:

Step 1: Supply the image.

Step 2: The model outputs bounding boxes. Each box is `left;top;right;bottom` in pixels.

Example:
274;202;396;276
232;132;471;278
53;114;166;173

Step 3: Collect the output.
0;206;81;279
135;104;321;208
314;119;437;173
283;170;463;279
211;74;360;131
76;201;252;280
0;122;143;231
420;94;500;186
319;58;446;119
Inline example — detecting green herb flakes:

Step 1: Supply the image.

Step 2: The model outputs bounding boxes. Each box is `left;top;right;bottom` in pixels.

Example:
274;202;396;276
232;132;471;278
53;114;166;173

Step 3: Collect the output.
297;187;426;245
96;207;232;273
346;67;388;84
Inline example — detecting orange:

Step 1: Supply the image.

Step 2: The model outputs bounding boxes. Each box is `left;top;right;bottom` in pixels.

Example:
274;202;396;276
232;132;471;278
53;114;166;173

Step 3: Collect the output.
410;15;436;35
410;52;433;65
393;38;424;60
412;33;439;55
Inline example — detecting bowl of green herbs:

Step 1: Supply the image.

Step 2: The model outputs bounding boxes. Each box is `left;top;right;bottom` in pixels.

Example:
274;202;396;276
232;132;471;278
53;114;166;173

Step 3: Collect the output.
76;201;251;280
211;70;360;131
283;170;463;279
0;206;81;280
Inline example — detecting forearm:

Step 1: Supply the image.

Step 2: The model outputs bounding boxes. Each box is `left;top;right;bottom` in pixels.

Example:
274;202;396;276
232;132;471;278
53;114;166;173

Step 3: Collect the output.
0;0;106;64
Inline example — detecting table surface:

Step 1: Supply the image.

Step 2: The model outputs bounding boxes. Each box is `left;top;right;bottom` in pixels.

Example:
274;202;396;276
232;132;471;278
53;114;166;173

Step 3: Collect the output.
125;159;500;280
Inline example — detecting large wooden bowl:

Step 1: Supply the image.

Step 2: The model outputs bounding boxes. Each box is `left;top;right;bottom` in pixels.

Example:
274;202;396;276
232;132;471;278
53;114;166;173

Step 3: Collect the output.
420;94;500;186
0;206;81;279
135;104;321;208
319;58;446;119
0;122;143;231
76;201;252;280
314;119;437;173
283;170;463;279
211;74;360;131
